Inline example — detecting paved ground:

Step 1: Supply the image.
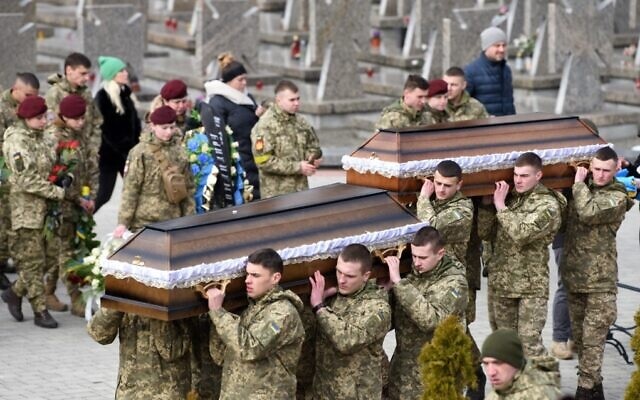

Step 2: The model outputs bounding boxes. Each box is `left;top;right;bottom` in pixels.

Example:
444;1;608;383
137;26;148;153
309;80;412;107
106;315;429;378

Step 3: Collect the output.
0;169;638;399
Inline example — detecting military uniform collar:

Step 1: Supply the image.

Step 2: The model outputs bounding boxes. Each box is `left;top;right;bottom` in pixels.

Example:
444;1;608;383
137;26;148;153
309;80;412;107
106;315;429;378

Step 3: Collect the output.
15;119;44;136
272;103;296;122
1;89;19;109
248;285;282;305
400;99;420;119
433;191;465;207
448;91;470;110
58;76;88;94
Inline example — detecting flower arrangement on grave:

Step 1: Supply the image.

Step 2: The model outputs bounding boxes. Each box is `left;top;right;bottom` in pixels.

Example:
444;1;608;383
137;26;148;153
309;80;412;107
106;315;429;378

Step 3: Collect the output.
419;315;475;400
44;139;80;240
513;33;536;58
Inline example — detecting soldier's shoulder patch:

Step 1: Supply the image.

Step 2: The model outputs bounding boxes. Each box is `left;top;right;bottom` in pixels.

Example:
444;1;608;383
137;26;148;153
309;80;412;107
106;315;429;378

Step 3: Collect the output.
254;136;264;152
12;152;24;172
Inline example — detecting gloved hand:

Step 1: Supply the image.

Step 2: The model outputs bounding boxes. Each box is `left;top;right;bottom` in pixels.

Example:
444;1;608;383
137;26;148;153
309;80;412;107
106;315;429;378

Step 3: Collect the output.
55;174;74;189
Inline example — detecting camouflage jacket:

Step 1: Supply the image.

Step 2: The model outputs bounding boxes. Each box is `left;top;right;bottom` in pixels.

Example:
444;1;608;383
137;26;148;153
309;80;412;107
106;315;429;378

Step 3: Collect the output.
374;99;433;130
45;73;102;195
417;191;474;267
0;89;19;195
210;286;305;400
561;179;634;293
424;104;450;124
478;183;566;298
447;91;489;122
312;280;391;400
389;255;468;400
486;362;561;400
251;104;322;199
3;120;65;230
118;132;195;231
46;123;100;217
87;308;192;400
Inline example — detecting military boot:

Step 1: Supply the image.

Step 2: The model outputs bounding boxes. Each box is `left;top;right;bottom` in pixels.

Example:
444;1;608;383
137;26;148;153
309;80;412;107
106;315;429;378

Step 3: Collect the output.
466;365;486;400
69;289;86;318
0;271;10;290
575;386;593;400
1;287;24;321
45;281;68;312
34;310;59;329
591;383;605;400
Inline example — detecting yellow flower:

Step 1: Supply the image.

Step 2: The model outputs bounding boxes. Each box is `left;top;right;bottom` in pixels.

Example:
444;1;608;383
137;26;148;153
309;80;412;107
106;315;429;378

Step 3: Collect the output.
201;143;210;153
189;154;197;163
81;186;91;197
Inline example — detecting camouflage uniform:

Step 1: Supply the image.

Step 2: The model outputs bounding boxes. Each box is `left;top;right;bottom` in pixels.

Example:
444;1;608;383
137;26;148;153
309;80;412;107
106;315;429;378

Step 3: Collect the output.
0;89;19;266
45;74;101;200
210;286;305;400
118;132;195;231
374;99;434;130
561;178;634;389
424;105;449;124
388;255;468;400
478;183;566;357
250;104;322;199
3;120;65;312
87;308;192;399
312;280;391;399
44;123;100;297
446;92;489;122
486;361;561;400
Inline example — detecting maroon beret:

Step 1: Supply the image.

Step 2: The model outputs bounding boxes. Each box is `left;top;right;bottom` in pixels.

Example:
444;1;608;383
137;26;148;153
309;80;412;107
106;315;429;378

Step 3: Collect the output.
427;79;449;97
160;79;188;100
150;105;177;125
17;96;47;119
59;95;87;119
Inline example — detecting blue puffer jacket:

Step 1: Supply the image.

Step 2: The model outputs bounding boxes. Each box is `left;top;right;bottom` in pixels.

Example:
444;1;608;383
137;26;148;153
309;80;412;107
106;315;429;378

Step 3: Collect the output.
464;52;516;116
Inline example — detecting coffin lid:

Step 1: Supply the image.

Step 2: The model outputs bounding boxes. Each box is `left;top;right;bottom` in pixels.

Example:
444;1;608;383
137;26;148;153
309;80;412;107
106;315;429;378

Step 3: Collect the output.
342;113;608;178
103;183;424;289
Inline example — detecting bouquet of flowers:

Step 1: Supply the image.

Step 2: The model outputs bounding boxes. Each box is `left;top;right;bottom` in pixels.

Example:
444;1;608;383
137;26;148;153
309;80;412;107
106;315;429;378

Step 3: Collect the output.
513;34;536;58
44;140;81;240
66;236;123;300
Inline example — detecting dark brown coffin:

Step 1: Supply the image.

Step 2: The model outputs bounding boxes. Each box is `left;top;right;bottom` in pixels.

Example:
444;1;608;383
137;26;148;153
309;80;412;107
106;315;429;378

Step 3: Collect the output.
344;113;607;203
102;184;421;320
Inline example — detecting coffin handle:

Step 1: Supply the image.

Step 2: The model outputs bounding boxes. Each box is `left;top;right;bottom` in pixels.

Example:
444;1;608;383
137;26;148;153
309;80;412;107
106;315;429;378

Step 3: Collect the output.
372;243;407;263
569;160;590;170
195;279;231;299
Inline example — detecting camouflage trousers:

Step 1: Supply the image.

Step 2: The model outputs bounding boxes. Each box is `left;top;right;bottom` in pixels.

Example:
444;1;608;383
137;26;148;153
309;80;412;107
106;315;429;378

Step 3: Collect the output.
189;314;222;400
466;289;477;324
43;218;77;294
492;296;548;357
0;190;12;262
296;304;316;400
567;291;616;388
487;286;498;331
12;228;50;312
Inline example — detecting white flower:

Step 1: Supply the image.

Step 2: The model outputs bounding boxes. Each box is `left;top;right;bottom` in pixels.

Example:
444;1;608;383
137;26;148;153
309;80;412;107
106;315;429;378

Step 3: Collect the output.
84;255;97;265
91;265;101;275
230;166;237;176
91;279;101;290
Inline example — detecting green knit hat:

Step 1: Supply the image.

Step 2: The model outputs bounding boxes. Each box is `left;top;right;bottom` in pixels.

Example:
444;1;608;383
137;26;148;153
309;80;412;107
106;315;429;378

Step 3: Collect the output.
98;56;126;81
481;329;525;369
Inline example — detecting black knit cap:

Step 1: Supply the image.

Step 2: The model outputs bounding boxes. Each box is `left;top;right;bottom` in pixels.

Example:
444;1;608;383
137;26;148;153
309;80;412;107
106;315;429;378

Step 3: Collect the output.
221;61;247;83
481;329;526;369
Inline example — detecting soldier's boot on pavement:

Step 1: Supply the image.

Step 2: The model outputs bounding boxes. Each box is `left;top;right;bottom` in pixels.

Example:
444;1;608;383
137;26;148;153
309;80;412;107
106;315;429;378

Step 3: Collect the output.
466;365;486;400
1;286;24;321
33;309;59;329
45;281;69;312
575;386;593;400
550;340;573;360
0;271;10;290
591;383;605;400
69;289;86;317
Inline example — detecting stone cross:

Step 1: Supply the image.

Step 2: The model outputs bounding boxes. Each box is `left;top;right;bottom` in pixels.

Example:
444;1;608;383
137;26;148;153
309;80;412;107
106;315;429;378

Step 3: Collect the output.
79;4;146;78
195;0;259;75
0;12;36;88
309;0;370;101
553;0;614;113
441;5;503;74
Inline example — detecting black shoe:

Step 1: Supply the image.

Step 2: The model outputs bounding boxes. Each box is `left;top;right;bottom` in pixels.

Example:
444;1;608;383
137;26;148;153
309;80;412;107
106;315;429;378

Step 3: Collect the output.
0;272;10;290
576;386;593;400
1;287;24;321
34;310;58;329
592;383;605;400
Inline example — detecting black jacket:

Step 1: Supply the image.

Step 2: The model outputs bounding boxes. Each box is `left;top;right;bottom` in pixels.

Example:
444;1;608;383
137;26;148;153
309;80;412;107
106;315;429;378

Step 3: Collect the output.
95;85;141;171
209;93;260;199
464;52;516;116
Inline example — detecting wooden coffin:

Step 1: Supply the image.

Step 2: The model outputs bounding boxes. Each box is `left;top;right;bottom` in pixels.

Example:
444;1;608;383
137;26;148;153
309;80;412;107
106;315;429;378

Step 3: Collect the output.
343;113;608;203
101;184;422;320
